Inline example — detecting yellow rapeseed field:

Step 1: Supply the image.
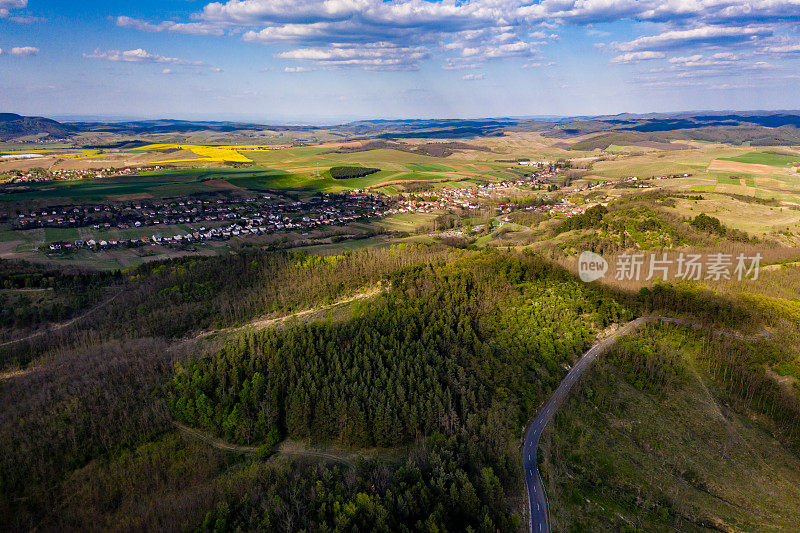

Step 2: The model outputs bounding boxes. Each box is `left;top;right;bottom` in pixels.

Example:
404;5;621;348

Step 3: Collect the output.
134;144;256;164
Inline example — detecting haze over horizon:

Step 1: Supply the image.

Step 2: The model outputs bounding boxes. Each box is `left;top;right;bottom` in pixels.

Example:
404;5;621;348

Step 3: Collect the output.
2;0;800;120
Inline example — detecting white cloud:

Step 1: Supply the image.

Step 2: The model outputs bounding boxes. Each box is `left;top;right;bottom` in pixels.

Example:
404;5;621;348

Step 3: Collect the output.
284;66;315;72
763;42;800;53
462;40;538;59
115;16;224;36
611;51;666;63
462;73;485;80
277;42;429;70
10;46;38;56
113;0;800;71
669;54;704;63
0;0;25;19
442;59;481;70
84;48;206;66
161;68;172;74
613;25;773;52
666;52;742;67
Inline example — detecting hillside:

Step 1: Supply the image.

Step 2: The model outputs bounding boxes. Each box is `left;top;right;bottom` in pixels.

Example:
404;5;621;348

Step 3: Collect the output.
0;114;75;141
542;323;800;531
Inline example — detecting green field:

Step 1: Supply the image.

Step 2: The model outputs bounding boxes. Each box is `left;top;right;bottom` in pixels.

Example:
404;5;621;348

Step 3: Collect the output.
1;150;517;201
721;151;800;166
404;162;456;172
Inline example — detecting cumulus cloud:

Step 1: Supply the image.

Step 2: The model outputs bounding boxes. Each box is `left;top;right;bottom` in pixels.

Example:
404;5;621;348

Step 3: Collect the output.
116;16;224;36
10;46;38;56
613;25;773;52
83;48;206;66
612;51;666;63
666;52;741;67
277;42;429;70
114;0;800;70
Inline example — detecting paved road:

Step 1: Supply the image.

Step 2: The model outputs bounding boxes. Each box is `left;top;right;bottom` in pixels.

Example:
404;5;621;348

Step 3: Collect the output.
522;317;772;533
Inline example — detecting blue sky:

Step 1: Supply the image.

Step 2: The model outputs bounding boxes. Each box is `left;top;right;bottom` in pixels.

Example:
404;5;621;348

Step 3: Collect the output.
1;0;800;121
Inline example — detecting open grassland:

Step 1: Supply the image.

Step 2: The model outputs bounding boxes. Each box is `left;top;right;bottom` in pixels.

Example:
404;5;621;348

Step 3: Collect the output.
590;145;745;179
660;193;800;238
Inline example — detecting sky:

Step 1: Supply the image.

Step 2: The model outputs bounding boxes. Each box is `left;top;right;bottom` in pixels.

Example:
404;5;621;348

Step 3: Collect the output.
1;0;800;122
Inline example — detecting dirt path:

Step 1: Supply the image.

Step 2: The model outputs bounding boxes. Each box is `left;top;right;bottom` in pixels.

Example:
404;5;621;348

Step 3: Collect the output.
196;285;383;339
0;288;123;349
173;421;357;466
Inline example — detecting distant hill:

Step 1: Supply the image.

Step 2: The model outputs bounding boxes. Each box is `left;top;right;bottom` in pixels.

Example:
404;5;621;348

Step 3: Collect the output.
0;114;75;141
3;111;800;144
534;112;800;147
68;119;309;135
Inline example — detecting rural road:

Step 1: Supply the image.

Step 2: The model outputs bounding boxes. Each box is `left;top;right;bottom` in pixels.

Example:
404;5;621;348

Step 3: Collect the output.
522;316;772;533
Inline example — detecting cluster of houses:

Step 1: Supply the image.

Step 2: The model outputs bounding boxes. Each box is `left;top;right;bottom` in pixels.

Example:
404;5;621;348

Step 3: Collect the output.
386;171;556;215
1;165;168;184
15;193;385;231
42;192;389;253
47;223;287;252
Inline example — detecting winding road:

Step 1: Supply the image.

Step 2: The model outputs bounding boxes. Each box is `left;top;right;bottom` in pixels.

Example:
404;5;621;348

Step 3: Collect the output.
522;316;773;533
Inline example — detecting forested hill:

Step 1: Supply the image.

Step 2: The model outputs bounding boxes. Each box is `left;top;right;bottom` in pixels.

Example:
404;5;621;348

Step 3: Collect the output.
0;113;75;141
0;247;632;531
1;245;798;531
166;251;631;529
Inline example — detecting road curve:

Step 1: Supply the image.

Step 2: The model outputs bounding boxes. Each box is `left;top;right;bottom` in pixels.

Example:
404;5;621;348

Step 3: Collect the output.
522;316;772;533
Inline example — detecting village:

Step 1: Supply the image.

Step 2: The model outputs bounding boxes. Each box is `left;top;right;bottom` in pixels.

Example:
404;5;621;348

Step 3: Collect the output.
11;163;680;254
0;165;170;184
16;192;389;252
387;167;558;215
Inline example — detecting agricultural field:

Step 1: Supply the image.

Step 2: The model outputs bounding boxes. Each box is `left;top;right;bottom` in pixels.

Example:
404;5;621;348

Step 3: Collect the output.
720;150;800;167
2;140;533;201
132;144;260;164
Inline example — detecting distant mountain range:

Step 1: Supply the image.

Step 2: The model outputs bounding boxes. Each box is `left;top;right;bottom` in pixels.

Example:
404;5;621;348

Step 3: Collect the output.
2;111;800;146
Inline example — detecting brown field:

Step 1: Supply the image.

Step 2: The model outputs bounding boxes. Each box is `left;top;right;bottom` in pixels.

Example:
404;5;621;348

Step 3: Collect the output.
315;141;364;149
0;240;23;256
708;159;784;174
108;193;153;201
205;179;243;190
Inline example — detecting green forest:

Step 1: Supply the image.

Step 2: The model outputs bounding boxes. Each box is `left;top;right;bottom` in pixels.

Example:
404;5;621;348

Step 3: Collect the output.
1;243;798;531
